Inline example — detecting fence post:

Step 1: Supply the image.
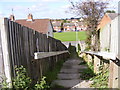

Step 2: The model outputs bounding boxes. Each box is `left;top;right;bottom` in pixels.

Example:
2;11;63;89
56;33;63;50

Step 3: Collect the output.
0;18;12;87
94;55;101;74
87;54;93;64
0;19;5;87
108;60;119;88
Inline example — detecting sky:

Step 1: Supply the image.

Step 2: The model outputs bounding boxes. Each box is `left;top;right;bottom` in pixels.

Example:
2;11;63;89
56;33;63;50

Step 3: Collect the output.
0;0;119;19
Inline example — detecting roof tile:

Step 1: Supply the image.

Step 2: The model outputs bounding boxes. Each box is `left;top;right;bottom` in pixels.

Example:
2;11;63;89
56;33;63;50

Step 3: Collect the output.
16;19;50;34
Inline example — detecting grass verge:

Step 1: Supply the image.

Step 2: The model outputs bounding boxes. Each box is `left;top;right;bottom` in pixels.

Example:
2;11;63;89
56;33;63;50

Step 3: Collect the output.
45;59;65;87
54;31;87;42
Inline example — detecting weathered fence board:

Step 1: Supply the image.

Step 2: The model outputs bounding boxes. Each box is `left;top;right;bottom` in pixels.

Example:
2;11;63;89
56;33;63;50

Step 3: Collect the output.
34;51;68;59
0;27;4;84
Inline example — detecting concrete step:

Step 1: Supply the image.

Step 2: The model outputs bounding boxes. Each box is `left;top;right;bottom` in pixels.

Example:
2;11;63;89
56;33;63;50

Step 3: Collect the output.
60;69;79;74
71;80;93;89
62;65;88;70
57;74;80;80
63;60;82;66
52;79;82;88
72;65;88;69
52;57;92;89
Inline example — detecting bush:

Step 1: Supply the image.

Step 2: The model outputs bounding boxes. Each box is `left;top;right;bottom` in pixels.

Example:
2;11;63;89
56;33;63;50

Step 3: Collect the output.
90;69;109;88
80;62;95;80
2;65;49;89
13;65;32;89
35;76;50;89
77;43;81;52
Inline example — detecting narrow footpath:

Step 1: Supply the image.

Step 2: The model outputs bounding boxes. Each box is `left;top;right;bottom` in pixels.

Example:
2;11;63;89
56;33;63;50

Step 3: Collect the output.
52;46;93;89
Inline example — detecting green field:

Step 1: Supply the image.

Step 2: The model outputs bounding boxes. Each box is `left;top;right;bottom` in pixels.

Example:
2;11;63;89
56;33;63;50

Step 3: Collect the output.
54;31;87;42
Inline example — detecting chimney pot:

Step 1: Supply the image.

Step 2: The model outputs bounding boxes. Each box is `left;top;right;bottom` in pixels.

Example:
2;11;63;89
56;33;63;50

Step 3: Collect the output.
9;15;15;21
27;13;33;21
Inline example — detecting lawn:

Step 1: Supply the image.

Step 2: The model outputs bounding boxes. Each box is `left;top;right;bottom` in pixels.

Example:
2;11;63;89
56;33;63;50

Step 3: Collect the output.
54;31;87;42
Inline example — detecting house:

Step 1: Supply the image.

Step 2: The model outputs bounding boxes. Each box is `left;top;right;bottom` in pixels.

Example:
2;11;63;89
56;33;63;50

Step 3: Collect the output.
104;15;120;89
97;13;118;51
77;22;87;31
63;23;75;31
52;18;86;32
52;21;62;32
10;14;54;37
98;13;118;30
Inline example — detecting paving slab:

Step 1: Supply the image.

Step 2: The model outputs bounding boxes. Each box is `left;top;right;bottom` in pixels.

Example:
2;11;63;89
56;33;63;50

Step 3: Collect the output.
60;69;79;74
57;74;81;80
63;60;81;65
62;64;73;69
71;80;93;88
72;65;88;69
53;79;82;88
52;58;93;89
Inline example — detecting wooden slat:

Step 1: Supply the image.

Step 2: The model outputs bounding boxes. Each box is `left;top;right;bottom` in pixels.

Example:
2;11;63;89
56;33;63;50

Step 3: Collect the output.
0;22;5;81
83;51;116;60
34;50;69;59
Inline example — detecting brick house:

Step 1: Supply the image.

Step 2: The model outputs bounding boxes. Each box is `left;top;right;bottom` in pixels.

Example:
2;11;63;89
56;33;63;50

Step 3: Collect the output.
52;21;62;32
52;18;87;32
10;14;54;37
63;23;75;31
77;22;87;31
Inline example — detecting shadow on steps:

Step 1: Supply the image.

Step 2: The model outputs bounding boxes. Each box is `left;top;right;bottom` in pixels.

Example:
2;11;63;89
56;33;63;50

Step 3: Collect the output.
68;45;79;59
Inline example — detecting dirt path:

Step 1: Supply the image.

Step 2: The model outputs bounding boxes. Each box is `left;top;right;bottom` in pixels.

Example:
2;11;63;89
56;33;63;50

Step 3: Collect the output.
52;57;93;89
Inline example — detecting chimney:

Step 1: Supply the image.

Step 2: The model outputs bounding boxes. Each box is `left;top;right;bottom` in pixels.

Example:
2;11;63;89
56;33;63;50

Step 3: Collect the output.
9;15;15;21
27;13;33;21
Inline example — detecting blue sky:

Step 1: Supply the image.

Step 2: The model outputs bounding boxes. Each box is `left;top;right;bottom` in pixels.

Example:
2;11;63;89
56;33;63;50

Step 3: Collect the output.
0;0;119;19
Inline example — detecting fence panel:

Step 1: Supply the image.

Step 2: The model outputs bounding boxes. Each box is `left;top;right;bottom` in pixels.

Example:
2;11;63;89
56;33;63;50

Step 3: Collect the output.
0;18;69;86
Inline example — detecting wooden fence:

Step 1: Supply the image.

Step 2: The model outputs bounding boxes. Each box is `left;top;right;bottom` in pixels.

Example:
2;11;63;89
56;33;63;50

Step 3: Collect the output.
0;18;69;87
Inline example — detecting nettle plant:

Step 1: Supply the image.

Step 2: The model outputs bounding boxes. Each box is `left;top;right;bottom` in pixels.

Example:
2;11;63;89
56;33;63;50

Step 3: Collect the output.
13;65;32;89
2;65;49;89
35;76;50;89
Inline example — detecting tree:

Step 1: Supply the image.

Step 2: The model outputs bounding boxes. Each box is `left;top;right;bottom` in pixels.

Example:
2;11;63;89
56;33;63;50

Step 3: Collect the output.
106;10;116;13
69;0;108;51
61;22;64;31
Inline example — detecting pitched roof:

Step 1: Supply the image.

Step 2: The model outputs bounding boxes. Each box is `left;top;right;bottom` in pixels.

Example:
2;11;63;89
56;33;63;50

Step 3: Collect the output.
16;19;50;34
107;13;118;20
77;22;85;26
52;22;61;27
97;13;118;30
63;23;75;26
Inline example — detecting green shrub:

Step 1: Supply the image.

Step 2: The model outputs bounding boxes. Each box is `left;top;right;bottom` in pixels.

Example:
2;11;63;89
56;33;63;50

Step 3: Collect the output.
79;61;86;65
45;59;64;85
35;76;50;89
90;69;109;88
2;65;49;89
80;68;95;80
13;65;32;89
77;43;81;53
1;76;9;88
